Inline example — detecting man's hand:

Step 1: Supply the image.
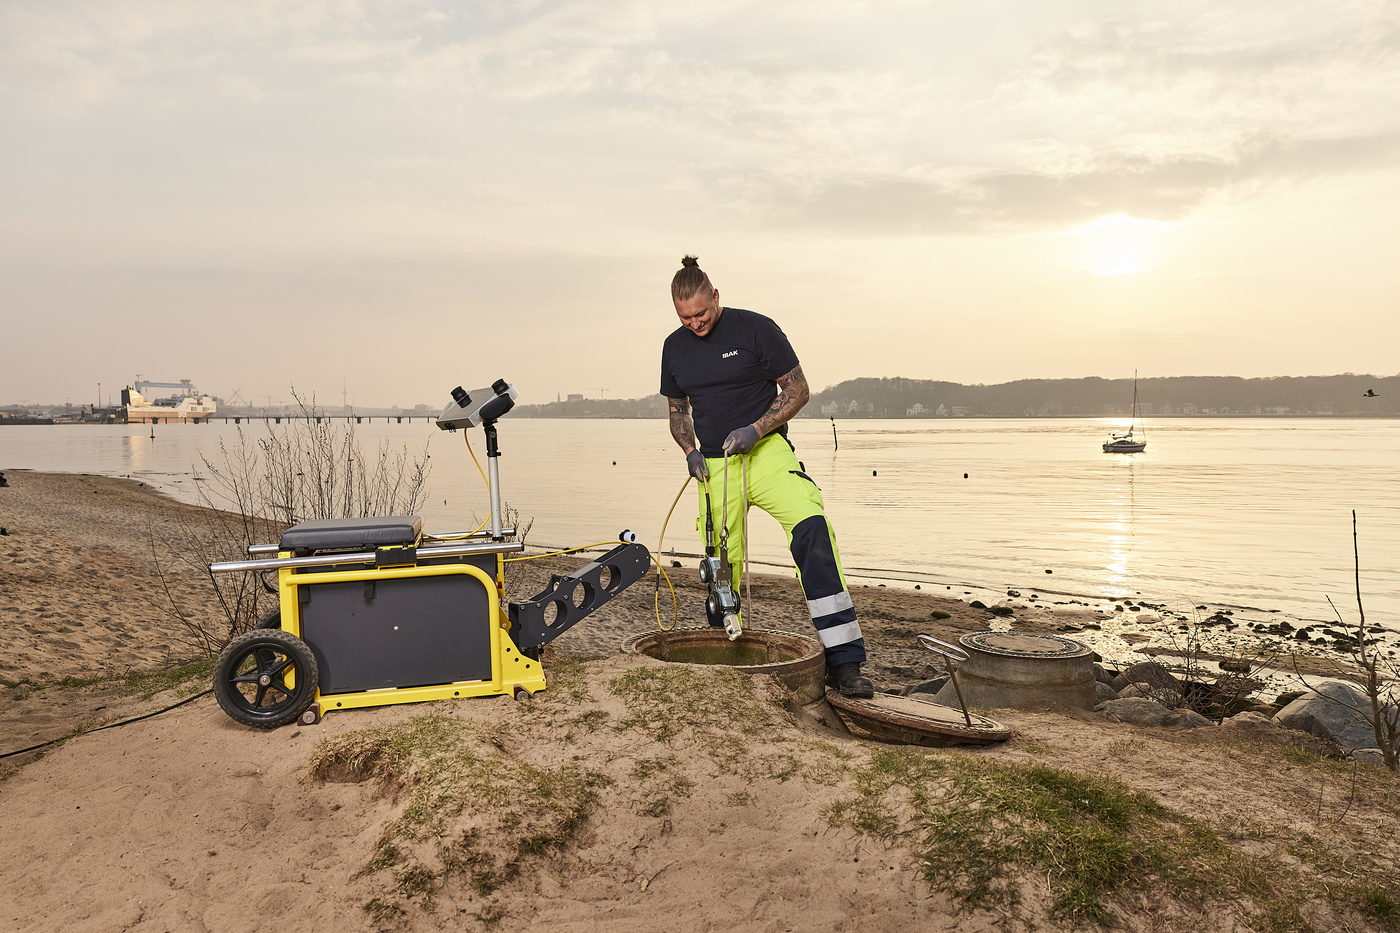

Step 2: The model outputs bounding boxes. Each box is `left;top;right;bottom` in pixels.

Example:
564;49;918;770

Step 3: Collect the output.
722;424;761;455
686;449;709;480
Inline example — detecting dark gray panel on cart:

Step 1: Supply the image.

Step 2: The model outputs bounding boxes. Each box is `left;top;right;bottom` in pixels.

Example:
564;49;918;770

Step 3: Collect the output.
299;573;493;693
280;515;422;552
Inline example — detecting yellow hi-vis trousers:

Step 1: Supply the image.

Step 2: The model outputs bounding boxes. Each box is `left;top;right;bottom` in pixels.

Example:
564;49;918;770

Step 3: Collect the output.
698;433;866;666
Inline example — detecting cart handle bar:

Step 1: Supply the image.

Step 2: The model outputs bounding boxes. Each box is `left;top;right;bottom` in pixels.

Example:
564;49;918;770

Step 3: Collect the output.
210;539;523;574
243;527;518;557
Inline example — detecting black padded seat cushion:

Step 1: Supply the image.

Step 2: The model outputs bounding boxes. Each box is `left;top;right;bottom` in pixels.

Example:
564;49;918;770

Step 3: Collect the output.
280;515;423;552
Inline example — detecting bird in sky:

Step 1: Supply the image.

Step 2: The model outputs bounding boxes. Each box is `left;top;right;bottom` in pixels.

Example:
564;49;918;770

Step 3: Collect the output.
1363;389;1379;397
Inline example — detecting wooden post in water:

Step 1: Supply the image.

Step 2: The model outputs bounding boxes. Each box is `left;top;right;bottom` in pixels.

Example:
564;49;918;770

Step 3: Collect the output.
830;417;838;451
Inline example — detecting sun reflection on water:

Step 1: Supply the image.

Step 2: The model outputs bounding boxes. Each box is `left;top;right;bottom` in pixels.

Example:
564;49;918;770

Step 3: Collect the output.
1101;460;1138;597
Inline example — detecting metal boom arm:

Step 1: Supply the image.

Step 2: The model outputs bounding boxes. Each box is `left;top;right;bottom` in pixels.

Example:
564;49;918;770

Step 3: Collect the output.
507;542;651;655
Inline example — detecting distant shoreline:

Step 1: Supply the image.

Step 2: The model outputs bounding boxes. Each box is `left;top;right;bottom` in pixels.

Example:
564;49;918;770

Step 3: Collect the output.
6;372;1396;421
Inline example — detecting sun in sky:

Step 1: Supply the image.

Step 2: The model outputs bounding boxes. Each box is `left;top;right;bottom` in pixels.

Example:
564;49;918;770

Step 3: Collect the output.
1071;214;1170;277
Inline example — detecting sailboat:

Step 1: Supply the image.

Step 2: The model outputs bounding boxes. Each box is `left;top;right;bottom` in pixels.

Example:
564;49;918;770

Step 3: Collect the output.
1103;371;1147;454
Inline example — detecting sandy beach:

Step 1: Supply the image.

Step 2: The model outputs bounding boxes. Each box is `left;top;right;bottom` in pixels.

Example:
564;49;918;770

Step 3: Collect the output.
1;471;1396;932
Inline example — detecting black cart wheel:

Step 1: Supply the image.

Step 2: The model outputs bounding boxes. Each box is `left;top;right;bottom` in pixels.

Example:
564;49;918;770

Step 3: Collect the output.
256;606;282;629
214;629;319;729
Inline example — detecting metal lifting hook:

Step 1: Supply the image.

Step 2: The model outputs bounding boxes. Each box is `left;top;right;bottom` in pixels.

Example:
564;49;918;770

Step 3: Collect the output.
917;634;973;726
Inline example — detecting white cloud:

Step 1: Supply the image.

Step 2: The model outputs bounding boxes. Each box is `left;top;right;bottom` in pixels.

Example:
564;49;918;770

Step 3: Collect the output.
760;132;1400;234
4;0;1400;403
991;3;1400;161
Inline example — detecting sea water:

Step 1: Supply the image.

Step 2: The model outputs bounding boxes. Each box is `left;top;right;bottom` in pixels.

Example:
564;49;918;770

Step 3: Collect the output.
3;418;1396;640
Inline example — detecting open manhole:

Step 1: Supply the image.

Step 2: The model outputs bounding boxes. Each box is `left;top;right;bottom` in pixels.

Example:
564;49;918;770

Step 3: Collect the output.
622;627;826;704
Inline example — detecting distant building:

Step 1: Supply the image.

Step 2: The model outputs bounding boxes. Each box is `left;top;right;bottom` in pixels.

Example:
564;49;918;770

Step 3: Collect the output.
567;394;584;402
842;398;871;415
935;404;948;417
820;401;840;416
951;406;971;417
907;402;928;416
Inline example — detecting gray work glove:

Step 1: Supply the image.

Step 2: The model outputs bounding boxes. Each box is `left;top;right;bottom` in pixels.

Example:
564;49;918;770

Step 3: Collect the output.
723;424;761;455
686;449;709;480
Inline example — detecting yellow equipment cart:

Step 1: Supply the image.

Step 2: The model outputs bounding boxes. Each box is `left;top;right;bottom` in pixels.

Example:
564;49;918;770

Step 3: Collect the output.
208;380;649;728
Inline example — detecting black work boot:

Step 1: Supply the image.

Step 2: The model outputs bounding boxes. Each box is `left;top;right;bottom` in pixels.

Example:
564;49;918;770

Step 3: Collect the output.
827;662;875;699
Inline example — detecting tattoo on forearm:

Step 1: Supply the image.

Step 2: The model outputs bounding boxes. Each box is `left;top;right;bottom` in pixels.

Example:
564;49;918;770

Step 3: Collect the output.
755;365;810;435
668;397;697;452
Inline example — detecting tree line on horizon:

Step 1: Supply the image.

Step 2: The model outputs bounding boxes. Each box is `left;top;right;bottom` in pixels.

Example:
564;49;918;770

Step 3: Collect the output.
7;373;1392;422
512;373;1397;419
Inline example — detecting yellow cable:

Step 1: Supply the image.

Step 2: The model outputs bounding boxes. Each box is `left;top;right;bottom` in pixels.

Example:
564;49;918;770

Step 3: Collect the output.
656;475;691;562
463;433;491;535
651;475;692;631
454;431;684;628
464;430;489;488
504;541;618;562
495;473;691;630
651;555;679;631
501;535;680;631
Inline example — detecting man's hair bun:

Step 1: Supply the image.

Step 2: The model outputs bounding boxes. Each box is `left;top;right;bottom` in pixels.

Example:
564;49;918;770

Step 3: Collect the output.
672;255;711;301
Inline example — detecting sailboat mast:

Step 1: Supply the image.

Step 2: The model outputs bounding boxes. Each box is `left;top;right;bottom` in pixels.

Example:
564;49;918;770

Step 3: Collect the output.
1130;370;1144;439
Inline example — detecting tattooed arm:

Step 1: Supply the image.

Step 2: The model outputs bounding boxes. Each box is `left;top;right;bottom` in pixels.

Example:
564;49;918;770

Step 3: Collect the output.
753;364;810;437
668;396;698;454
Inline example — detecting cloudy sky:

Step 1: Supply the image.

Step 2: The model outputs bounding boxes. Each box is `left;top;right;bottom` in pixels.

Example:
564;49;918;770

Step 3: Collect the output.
3;0;1397;409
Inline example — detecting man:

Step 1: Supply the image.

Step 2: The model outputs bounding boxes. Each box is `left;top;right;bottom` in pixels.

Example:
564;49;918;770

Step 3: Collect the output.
659;255;874;698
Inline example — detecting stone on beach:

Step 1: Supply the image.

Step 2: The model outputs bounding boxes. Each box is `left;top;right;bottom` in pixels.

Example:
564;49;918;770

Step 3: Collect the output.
1275;680;1397;754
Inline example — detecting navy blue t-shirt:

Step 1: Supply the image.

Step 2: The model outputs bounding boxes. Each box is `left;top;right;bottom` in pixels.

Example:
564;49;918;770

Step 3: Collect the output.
660;307;800;457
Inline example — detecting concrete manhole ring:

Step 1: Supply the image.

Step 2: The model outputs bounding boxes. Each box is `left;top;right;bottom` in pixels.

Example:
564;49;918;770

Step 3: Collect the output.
961;630;1093;659
622;627;827;704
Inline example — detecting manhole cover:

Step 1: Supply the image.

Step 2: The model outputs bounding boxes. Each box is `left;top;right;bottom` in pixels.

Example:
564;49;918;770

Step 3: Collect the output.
825;689;1011;747
962;631;1091;659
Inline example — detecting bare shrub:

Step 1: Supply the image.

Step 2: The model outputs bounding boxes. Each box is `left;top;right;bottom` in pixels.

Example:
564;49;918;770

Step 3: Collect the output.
148;393;433;653
1293;511;1399;771
498;501;535;596
1142;600;1276;718
247;390;431;526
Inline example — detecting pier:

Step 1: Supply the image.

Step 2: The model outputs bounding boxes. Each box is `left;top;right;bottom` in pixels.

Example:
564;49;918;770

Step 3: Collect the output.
213;414;431;425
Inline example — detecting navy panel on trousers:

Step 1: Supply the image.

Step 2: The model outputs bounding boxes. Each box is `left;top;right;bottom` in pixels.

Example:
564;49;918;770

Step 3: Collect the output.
790;514;866;667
